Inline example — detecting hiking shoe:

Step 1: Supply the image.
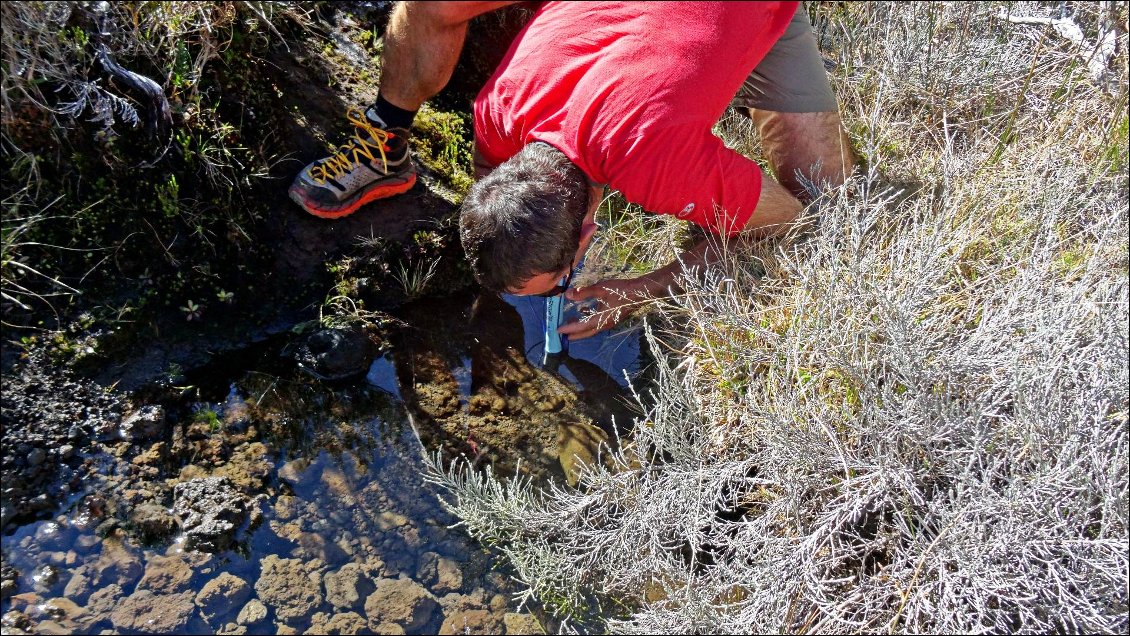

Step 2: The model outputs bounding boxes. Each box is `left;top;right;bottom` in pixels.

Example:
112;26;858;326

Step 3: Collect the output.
289;107;416;218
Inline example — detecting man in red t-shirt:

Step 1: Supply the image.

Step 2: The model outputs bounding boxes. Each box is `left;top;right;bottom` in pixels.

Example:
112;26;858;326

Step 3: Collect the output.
291;2;854;339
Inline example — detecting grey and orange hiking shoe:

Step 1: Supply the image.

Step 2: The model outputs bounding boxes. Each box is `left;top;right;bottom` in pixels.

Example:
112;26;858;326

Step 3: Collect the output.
289;107;416;218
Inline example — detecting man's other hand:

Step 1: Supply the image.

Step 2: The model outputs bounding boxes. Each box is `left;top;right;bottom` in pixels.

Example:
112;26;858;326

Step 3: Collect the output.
558;278;649;340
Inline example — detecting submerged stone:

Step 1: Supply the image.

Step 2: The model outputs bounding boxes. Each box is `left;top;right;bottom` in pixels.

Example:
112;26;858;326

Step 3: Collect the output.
291;327;379;381
254;555;323;623
172;476;249;552
196;572;252;626
109;589;196;633
365;577;439;632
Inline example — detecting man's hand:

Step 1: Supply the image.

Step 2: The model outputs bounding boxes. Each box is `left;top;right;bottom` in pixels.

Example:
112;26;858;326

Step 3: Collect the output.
557;277;650;340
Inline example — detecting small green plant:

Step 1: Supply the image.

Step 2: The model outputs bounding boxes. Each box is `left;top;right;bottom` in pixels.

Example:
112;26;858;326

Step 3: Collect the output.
156;175;180;219
193;407;222;434
393;256;442;300
181;299;202;321
319;294;397;330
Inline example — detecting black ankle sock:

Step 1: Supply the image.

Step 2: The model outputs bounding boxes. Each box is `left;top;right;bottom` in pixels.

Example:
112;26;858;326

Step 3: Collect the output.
371;94;417;131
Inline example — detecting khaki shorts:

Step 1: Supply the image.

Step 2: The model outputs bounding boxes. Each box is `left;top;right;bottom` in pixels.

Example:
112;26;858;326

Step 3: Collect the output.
731;6;839;113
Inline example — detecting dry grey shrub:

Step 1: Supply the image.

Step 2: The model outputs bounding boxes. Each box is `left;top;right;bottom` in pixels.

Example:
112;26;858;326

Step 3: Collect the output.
423;2;1128;633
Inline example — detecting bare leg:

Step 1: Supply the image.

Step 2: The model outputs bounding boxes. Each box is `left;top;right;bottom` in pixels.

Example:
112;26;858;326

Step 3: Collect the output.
380;1;520;110
748;110;856;200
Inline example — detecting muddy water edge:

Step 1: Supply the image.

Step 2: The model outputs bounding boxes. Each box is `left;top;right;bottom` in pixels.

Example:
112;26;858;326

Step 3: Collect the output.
0;285;648;635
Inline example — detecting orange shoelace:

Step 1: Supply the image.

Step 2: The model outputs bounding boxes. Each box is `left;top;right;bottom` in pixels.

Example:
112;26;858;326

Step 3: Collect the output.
307;109;394;185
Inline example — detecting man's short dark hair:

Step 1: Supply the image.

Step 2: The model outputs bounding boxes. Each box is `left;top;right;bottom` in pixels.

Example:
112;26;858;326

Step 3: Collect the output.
459;142;589;292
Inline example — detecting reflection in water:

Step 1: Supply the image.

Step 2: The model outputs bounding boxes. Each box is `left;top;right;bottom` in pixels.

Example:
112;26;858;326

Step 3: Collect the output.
382;291;645;487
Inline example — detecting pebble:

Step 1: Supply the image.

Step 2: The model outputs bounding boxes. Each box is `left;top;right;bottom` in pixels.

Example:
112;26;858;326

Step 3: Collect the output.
28;448;46;466
236;599;268;626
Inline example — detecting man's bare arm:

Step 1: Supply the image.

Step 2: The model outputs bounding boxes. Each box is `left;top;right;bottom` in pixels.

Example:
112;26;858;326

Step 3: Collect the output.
560;178;802;340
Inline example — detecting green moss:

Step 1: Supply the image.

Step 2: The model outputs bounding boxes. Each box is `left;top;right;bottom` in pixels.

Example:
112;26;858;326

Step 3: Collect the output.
193;407;222;433
411;106;475;199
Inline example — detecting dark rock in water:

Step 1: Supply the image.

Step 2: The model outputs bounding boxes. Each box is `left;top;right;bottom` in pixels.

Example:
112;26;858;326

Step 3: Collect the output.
27;448;46;467
128;502;179;543
119;405;166;441
172;477;249;552
291;327;379;381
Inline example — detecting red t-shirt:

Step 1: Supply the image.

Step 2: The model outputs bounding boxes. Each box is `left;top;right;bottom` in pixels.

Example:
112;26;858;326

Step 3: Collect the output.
473;1;798;235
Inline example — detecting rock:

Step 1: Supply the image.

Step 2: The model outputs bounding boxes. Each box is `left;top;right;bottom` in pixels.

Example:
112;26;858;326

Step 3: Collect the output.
120;405;166;441
292;327;379;381
556;421;608;488
128;502;179;543
415;552;440;585
324;563;375;610
273;495;300;521
2;610;30;631
132;442;167;467
254;556;323;623
109;590;196;633
0;576;15;601
277;459;311;487
42;597;86;620
375;511;410;531
41;597;92;630
439;608;504;635
136;554;195;593
310;611;369;635
503;612;544;635
83;583;123;618
93;538;142;588
27;448;46;466
217;623;248;635
292;530;349;562
8;591;40;613
236;599;268;626
434;557;463;594
416;552;463;594
196;572;252;627
172;476;249;552
32;564;61;592
213;442;272;492
63;566;93;603
34;619;71;635
365;577;439;632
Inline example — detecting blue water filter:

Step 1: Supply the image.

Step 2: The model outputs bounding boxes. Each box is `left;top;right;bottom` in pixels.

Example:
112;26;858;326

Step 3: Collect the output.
544;291;564;357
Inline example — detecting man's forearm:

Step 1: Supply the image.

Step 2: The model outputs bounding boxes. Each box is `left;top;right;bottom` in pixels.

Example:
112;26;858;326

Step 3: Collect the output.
634;177;802;299
633;237;721;299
